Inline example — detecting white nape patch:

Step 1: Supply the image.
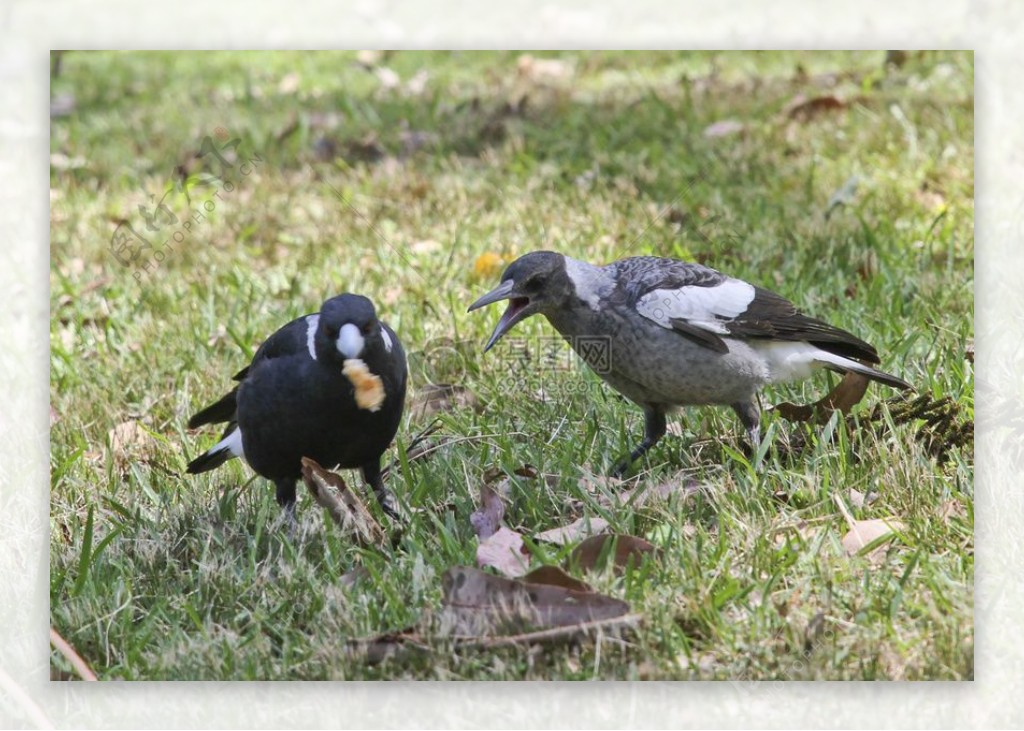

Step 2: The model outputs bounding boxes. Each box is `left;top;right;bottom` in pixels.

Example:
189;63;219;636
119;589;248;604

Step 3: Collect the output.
215;427;245;459
636;279;755;334
564;257;612;311
305;314;320;360
337;323;365;359
380;326;393;353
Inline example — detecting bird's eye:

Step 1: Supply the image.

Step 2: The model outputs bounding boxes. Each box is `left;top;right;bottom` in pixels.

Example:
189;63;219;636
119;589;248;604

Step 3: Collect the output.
325;325;338;338
361;320;376;336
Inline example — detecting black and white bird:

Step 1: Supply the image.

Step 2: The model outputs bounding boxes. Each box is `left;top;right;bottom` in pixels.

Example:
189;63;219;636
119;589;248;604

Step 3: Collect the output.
469;251;910;474
186;294;408;516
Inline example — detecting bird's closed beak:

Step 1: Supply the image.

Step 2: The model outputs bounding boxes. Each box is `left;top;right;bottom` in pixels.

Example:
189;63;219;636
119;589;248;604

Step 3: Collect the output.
468;279;529;352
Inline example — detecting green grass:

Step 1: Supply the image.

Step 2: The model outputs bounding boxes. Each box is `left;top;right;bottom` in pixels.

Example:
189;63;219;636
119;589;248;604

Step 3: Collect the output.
49;50;973;680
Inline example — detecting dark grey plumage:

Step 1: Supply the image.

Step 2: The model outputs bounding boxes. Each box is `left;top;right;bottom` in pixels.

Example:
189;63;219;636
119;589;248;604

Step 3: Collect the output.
469;251;910;474
187;294;407;516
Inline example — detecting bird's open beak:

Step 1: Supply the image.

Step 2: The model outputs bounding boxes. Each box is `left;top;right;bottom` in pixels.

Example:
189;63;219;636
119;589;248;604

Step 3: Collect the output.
468;279;530;352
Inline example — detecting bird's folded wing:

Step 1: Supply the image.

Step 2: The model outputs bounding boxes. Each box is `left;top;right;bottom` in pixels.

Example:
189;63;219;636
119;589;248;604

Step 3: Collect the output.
190;312;318;427
627;261;879;364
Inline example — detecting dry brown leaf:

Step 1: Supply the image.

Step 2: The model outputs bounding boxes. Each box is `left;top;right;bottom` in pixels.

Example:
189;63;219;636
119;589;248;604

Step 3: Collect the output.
409;239;442;254
785;94;847;120
374;66;401;90
568;534;658;574
516;54;574;84
340;566;370;589
772;372;870;423
513;464;539;479
476;526;530;577
939;498;967;525
841;518;905;556
534;516;610;546
438;565;630;637
848;488;880;509
108;420;158;467
521;565;593;593
470;482;504;540
347;565;636;663
277;72;300;94
703;119;745;138
300;458;386;547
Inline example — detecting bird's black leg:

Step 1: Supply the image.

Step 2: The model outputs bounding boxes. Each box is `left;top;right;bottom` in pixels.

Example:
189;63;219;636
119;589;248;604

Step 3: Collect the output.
731;399;761;454
272;478;299;532
612;407;667;478
362;459;399;520
274;478;298;510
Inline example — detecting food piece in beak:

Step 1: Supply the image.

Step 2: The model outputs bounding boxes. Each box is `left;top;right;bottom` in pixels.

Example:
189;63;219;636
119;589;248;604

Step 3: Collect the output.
342;358;386;412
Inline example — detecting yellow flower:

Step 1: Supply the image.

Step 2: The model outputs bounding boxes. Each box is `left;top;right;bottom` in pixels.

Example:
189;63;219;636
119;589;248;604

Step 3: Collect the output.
473;251;505;280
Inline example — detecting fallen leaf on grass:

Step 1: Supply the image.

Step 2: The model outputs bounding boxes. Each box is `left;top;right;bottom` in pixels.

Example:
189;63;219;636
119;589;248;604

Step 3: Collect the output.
470;472;531;576
848;488;880;509
840;518;905;555
771;372;870;423
277;72;301;94
438;566;630;636
833;492;904;557
476;523;529;577
939;498;966;525
374;66;401;90
703;119;745;138
347;565;637;663
522;565;593;593
516;54;574;84
300;457;386;547
108;420;158;466
409;239;442;254
568;534;659;574
340;566;370;589
469;481;504;540
785;94;846;120
534;516;610;546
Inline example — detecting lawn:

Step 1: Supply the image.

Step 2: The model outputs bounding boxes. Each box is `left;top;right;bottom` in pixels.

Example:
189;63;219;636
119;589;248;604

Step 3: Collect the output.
49;50;973;680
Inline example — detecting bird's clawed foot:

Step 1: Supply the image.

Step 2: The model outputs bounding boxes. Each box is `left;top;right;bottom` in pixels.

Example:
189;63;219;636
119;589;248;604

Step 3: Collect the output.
610;408;667;480
374;488;401;522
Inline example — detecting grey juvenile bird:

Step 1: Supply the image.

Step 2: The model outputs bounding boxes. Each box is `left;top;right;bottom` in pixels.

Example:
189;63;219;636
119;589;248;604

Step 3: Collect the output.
469;251;910;474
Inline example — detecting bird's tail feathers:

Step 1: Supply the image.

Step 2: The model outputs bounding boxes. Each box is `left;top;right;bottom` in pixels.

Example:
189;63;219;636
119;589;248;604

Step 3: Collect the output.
186;425;245;474
187;388;238;429
813;351;912;391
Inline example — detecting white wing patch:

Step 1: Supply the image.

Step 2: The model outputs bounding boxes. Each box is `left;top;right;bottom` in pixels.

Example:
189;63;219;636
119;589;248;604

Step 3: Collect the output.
380;326;393;353
305;314;320;360
213;426;245;459
636;279;755;334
